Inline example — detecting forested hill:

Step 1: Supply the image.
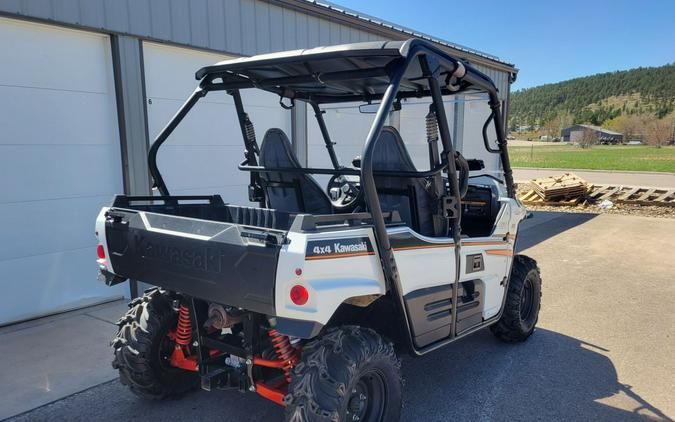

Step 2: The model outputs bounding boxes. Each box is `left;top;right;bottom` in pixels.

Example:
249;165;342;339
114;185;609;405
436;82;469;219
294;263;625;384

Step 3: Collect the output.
509;63;675;127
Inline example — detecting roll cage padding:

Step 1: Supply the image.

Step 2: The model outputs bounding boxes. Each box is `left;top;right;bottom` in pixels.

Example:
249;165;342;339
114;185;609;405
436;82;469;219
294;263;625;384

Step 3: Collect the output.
258;128;333;215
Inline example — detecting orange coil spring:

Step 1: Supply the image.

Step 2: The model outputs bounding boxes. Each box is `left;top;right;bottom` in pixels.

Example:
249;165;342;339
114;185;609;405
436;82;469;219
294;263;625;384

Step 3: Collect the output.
268;329;299;382
175;304;192;346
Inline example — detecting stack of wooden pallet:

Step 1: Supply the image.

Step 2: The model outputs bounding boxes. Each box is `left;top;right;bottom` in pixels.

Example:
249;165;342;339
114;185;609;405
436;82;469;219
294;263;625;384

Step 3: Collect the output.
519;173;592;205
529;173;592;200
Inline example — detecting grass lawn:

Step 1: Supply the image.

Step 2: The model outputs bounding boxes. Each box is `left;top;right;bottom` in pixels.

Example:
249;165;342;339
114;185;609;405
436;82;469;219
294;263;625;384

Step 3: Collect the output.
508;144;675;173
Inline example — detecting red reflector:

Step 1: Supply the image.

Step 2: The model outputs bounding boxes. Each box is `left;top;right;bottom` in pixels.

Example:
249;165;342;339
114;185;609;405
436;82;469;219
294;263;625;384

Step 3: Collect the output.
290;285;309;305
97;244;105;260
295;267;302;276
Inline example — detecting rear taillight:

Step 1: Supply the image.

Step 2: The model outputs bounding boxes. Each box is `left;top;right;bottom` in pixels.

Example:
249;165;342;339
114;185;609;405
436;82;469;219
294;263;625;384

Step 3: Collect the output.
97;244;105;260
290;285;309;306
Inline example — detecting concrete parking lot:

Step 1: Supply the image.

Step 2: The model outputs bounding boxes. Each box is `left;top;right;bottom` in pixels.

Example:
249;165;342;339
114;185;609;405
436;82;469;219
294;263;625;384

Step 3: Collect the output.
4;212;675;422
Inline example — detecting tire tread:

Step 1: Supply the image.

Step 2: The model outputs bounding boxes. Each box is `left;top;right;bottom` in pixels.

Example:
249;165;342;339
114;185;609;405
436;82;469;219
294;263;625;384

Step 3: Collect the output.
490;255;542;343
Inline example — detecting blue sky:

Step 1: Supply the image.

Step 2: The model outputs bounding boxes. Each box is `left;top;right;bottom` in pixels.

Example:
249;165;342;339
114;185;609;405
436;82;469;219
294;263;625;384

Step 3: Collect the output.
333;0;675;90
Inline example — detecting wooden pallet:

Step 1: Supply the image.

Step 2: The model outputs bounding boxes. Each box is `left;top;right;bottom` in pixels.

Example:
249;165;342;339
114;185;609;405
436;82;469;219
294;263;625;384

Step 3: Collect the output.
519;190;584;206
528;172;592;201
589;185;675;207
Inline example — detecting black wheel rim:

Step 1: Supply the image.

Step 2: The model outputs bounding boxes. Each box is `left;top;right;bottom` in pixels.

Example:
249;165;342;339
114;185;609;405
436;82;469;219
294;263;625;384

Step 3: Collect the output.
520;276;535;321
345;370;387;421
157;326;177;371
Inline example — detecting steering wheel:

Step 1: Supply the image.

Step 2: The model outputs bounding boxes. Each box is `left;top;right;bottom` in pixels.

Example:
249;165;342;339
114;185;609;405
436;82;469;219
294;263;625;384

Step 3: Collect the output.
327;174;363;210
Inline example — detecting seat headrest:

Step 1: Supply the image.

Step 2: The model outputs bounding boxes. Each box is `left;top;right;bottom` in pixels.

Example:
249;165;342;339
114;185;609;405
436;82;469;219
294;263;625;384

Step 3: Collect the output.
371;126;417;172
259;128;300;168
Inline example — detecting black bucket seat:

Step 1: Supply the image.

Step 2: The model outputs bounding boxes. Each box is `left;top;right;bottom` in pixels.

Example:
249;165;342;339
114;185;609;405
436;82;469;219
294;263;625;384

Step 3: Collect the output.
258;128;333;215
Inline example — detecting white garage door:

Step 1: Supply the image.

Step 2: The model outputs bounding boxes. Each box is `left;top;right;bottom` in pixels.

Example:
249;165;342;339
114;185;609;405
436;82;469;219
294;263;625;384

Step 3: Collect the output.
143;43;292;205
0;18;126;325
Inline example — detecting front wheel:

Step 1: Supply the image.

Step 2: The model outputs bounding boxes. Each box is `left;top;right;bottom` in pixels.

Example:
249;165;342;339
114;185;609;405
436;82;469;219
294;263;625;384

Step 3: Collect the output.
491;255;542;343
284;326;402;422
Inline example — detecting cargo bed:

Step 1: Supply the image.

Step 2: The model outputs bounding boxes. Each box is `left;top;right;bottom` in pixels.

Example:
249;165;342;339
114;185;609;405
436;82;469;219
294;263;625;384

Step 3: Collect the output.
101;196;292;315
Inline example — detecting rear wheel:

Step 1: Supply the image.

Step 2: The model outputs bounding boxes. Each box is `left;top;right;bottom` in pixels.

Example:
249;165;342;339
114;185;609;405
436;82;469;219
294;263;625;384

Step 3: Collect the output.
491;255;542;343
284;326;402;422
111;288;198;400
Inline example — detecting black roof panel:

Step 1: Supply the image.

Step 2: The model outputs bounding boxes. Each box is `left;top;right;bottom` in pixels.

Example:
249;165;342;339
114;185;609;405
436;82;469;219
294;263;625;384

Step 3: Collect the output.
195;39;494;103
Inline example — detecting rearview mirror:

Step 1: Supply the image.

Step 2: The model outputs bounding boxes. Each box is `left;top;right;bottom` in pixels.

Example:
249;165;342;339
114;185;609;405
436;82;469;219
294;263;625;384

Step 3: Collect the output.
358;103;380;114
358;100;401;114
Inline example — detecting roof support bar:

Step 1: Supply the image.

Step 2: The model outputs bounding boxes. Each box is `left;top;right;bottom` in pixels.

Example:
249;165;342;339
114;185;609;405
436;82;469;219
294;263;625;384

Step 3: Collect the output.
148;87;206;196
309;102;340;170
360;50;420;356
419;53;462;339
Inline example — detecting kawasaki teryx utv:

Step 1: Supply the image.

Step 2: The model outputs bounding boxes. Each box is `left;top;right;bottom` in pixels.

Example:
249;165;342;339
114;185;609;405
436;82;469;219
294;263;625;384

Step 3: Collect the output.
96;39;541;421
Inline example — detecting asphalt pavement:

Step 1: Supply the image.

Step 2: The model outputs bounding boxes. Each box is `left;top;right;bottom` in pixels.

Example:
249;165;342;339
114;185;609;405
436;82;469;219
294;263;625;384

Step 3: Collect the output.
4;212;675;422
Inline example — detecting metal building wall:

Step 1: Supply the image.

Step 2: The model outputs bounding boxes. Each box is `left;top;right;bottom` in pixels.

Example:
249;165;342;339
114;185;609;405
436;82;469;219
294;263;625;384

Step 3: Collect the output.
0;0;378;56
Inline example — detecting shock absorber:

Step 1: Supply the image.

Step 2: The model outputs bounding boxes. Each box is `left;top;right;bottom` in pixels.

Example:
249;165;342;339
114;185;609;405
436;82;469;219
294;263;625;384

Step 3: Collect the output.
426;105;441;170
268;329;299;382
175;304;193;347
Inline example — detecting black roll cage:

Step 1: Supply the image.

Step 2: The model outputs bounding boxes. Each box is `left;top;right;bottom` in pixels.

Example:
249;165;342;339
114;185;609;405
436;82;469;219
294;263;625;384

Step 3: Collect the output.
146;39;515;356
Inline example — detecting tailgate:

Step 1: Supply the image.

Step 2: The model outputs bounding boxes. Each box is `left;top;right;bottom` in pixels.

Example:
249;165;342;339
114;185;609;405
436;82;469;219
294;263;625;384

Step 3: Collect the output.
104;208;286;315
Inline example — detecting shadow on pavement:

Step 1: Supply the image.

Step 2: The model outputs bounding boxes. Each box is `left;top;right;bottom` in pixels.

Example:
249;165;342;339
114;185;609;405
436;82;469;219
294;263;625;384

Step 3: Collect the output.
517;211;598;252
12;329;670;422
401;328;671;421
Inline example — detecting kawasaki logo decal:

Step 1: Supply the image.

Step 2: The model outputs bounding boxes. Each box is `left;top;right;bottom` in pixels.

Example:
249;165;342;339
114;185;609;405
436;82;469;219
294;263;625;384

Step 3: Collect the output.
305;237;374;260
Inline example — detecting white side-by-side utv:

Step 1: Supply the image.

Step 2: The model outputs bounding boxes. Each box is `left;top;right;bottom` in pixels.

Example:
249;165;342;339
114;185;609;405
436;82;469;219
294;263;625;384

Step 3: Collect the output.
95;38;541;422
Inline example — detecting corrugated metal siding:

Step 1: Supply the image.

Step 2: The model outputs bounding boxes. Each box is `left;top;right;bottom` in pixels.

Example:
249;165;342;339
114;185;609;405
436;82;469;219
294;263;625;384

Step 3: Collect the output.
0;0;510;96
473;63;509;102
0;0;376;55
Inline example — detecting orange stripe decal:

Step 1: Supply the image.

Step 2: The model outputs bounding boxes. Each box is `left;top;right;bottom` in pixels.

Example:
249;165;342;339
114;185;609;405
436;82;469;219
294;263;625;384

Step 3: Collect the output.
393;243;454;251
305;251;375;260
485;249;513;256
463;240;507;247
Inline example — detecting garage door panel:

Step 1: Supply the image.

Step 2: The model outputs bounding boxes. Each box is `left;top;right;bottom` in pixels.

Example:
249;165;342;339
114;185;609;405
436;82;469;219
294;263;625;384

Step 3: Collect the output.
157;144;250;190
245;103;292;136
147;99;242;146
308;106;373;147
0;196;110;262
0;86;117;145
0;145;121;203
0;17;113;93
147;96;290;147
0;248;120;324
0;18;125;324
143;42;229;100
